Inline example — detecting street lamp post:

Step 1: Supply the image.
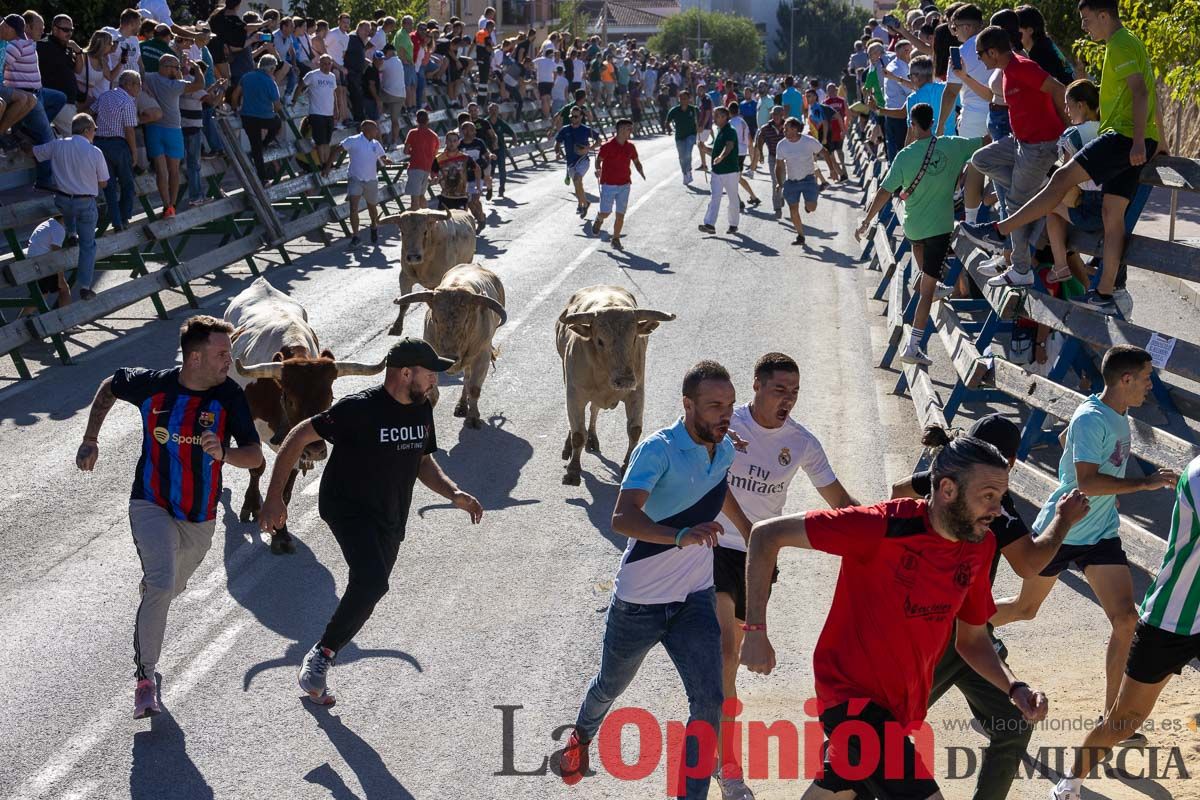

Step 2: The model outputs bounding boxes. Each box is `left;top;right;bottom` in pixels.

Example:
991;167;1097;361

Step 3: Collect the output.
788;0;795;76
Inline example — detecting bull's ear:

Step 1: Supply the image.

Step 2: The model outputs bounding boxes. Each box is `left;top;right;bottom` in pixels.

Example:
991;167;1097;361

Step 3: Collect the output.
272;351;285;362
567;323;592;340
321;349;335;360
636;320;661;336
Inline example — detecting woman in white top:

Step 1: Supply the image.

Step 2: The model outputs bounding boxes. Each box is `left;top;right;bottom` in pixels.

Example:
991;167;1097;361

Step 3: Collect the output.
76;31;119;114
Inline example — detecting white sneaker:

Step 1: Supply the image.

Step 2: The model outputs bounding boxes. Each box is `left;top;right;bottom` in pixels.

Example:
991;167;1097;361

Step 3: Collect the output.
1050;778;1082;800
933;282;955;300
716;774;756;800
977;255;1009;278
899;342;933;366
986;268;1034;288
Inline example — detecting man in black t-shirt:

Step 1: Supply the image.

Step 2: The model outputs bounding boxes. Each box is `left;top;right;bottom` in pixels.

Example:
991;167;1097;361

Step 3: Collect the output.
259;337;483;705
891;413;1090;800
76;315;263;719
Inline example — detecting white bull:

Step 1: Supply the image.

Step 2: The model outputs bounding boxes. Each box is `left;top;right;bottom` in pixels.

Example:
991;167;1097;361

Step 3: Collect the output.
393;264;507;428
389;208;477;336
555;285;675;486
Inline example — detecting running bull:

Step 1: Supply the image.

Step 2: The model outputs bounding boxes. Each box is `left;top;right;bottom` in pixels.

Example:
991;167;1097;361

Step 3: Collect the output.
393;264;507;428
388;208;477;336
226;278;384;553
555;285;675;486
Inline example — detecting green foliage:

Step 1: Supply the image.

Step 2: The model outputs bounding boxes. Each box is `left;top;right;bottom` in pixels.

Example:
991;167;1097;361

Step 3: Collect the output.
555;0;589;42
773;0;870;76
647;8;765;73
25;0;130;41
290;0;428;24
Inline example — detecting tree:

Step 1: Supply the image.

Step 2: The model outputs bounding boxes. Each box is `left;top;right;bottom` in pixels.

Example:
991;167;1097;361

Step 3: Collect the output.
555;0;590;43
290;0;429;25
774;0;869;77
647;8;765;73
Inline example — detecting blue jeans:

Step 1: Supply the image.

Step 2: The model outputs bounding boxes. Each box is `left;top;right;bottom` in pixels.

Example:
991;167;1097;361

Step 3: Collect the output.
883;115;907;163
17;89;62;187
575;588;723;800
55;195;99;290
675;135;696;178
495;148;507;194
183;129;204;203
202;105;224;154
95;137;136;229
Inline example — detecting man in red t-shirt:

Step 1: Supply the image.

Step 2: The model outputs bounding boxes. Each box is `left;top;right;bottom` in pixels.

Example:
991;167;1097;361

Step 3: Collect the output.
403;109;440;209
963;25;1068;289
588;119;644;251
741;435;1049;798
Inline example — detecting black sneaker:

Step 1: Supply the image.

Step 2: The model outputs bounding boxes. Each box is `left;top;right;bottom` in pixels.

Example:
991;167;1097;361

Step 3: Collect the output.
79;288;97;301
748;197;761;206
956;220;1007;254
349;234;361;247
773;208;782;219
792;235;805;246
697;224;716;234
63;234;79;248
611;236;623;251
726;226;738;234
370;225;378;244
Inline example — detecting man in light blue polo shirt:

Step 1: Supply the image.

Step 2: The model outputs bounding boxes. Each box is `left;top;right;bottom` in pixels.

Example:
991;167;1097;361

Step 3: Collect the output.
557;361;754;800
993;345;1179;736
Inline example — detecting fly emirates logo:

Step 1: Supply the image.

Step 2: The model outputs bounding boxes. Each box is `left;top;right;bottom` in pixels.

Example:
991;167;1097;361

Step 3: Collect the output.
379;424;428;449
729;464;788;496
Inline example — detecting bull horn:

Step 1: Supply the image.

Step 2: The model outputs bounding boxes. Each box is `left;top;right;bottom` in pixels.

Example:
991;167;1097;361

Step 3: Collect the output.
335;358;387;377
636;309;676;322
560;311;597;325
235;359;284;380
469;293;508;326
393;290;438;306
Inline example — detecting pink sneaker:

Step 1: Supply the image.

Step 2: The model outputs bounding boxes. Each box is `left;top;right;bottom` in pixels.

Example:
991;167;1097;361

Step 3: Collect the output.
134;678;160;719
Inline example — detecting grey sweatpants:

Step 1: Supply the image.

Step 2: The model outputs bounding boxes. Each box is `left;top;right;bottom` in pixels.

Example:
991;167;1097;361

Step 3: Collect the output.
970;136;1059;273
130;499;216;680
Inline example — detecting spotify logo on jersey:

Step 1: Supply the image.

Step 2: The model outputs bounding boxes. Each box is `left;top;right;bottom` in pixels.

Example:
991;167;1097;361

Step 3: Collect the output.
154;427;170;445
153;427;205;446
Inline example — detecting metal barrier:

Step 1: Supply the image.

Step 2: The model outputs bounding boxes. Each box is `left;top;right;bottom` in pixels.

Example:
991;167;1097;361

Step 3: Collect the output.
845;123;1200;572
0;94;646;381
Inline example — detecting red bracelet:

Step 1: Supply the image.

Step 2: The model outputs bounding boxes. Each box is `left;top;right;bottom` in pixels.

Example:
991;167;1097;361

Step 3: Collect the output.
741;623;766;632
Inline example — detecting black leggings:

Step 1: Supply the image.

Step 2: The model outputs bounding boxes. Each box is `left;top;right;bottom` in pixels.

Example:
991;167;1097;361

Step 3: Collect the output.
242;115;281;182
319;518;405;653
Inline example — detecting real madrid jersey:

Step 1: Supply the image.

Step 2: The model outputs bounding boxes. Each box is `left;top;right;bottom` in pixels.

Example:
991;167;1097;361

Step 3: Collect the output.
111;367;258;522
715;403;837;551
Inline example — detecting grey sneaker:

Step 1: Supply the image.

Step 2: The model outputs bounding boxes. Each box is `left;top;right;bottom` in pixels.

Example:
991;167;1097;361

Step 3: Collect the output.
899;342;933;366
299;643;336;705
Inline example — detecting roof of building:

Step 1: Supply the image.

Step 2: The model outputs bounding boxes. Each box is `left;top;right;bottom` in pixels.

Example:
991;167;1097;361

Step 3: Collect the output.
584;0;680;29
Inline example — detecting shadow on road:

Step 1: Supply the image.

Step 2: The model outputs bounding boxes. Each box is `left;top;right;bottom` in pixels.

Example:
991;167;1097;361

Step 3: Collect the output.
130;708;213;800
415;412;538;514
605;248;673;274
303;705;417;800
565;454;625;550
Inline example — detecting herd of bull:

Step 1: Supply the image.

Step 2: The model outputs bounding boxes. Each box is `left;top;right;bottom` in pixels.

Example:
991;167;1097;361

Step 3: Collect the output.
222;208;675;553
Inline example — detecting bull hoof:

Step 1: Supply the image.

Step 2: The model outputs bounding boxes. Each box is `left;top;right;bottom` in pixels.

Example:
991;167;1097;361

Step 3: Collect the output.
453;403;467;418
270;530;296;555
562;471;581;486
388;322;404;336
585;433;600;453
465;416;482;429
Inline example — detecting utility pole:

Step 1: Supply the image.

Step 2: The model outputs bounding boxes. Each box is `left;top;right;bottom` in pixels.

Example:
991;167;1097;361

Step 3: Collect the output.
602;0;608;45
788;0;795;76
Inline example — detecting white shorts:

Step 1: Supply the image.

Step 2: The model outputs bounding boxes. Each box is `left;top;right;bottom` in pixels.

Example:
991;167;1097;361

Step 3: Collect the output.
569;157;590;177
347;177;379;204
405;168;430;197
957;109;989;139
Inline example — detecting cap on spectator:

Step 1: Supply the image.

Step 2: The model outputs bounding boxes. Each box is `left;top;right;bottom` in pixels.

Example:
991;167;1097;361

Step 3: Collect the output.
385;338;454;371
373;49;385;59
154;23;171;37
2;14;26;37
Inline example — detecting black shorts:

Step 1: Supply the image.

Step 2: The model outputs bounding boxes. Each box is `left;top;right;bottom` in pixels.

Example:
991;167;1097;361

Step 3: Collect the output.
712;546;776;620
1125;621;1200;684
910;233;951;279
1074;131;1157;201
438;196;469;210
538;81;553;97
737;155;746;169
309;114;334;146
816;701;940;799
828;137;844;154
1039;536;1128;577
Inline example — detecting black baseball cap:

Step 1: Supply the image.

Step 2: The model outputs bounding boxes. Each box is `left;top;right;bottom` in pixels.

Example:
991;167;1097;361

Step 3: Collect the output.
385;338;454;371
967;413;1020;461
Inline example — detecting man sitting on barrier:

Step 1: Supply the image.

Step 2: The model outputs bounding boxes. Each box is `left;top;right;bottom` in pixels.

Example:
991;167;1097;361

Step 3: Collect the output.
855;102;982;366
991;345;1181;747
957;0;1166;315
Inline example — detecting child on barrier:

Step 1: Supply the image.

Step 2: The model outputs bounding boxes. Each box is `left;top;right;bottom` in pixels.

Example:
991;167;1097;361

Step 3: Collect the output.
1043;79;1101;286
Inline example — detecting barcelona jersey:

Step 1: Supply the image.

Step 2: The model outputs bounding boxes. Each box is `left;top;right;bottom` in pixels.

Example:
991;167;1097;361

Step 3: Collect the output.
111;367;259;522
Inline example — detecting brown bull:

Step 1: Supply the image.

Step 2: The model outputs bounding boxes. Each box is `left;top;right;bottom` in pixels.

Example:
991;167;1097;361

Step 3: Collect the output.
226;278;384;553
394;264;507;428
555;285;675;486
389;208;477;336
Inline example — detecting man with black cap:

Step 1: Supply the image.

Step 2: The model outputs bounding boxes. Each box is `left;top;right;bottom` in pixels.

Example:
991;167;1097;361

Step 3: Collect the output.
890;414;1090;800
259;337;483;705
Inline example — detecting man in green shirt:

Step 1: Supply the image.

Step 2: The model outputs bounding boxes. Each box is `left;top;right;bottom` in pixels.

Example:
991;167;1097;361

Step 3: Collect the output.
1051;454;1197;800
697;106;741;234
392;15;416;109
665;89;701;185
855;102;981;365
556;88;589;127
957;0;1166;316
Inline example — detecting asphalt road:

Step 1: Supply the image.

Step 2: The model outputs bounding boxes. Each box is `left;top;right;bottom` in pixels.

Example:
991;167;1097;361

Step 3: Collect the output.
1;133;1196;800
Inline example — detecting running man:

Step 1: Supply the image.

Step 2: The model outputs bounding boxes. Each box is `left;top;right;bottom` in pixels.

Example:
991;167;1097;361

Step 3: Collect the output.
665;89;701;185
402;109;439;210
775;116;840;246
429;130;471;211
697;106;740;235
894;415;1091;800
726;101;761;211
1052;455;1200;800
588;118;644;250
258;338;483;705
750;104;788;219
558;361;754;800
741;435;1049;799
554;107;601;218
340;119;390;246
711;353;858;799
76;316;264;719
991;345;1179;741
